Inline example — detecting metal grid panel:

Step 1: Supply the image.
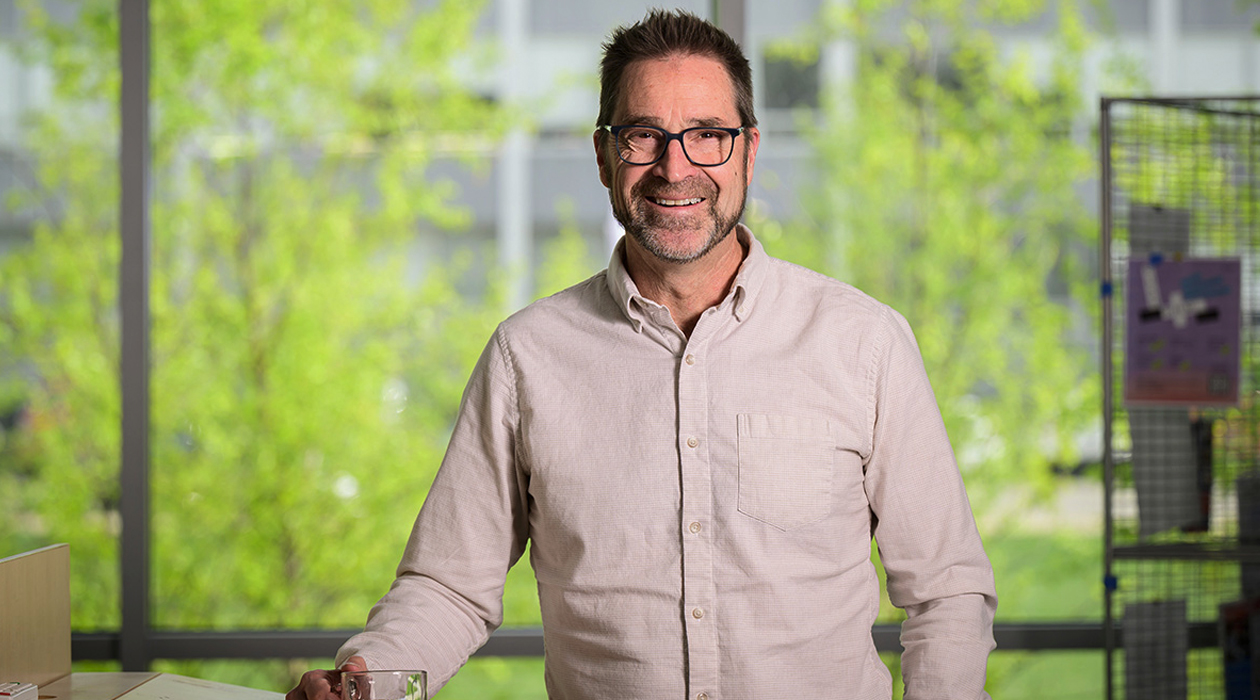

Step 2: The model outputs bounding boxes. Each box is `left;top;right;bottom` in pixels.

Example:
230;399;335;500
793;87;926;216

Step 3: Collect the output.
1103;97;1260;700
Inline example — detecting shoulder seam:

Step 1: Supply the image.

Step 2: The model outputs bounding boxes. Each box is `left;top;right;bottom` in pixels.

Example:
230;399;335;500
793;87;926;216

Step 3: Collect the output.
865;304;897;462
492;327;524;466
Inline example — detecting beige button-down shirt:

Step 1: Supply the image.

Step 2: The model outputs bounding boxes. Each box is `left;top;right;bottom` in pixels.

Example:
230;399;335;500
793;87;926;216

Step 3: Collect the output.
339;226;997;699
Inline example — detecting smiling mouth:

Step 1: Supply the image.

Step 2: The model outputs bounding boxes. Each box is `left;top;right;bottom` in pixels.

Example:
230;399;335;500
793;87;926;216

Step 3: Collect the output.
648;196;705;207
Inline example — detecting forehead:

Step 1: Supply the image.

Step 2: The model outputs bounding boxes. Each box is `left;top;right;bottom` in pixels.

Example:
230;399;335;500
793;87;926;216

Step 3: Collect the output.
614;54;739;125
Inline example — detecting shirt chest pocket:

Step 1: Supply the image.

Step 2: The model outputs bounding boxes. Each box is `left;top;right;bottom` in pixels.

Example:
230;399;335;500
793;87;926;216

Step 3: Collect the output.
736;413;837;531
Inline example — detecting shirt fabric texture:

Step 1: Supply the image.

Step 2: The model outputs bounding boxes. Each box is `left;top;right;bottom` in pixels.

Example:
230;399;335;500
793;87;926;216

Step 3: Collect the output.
338;225;998;699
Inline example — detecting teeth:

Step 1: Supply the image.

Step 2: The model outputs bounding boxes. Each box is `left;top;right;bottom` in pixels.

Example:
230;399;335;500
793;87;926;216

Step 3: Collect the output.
653;197;703;207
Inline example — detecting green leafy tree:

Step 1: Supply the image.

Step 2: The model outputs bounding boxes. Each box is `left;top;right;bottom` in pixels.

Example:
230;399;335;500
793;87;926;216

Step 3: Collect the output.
757;0;1101;507
0;0;557;693
0;0;1143;696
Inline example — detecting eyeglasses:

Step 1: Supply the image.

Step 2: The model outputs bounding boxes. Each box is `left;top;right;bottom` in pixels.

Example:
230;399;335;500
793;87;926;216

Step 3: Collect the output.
598;124;745;167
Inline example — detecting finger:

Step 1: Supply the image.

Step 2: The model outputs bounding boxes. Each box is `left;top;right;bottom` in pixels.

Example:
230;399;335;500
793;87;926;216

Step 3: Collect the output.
340;655;368;672
287;668;339;700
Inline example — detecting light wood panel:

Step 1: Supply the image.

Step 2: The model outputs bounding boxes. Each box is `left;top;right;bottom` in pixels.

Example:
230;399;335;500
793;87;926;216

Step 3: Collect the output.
36;673;282;700
36;673;157;700
0;544;71;687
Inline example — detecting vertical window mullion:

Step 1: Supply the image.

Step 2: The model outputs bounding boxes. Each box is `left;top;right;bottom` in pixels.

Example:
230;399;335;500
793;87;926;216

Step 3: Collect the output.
118;0;152;673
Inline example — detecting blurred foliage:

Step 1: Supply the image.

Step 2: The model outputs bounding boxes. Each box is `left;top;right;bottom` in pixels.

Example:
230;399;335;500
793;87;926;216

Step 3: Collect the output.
753;0;1126;512
535;198;600;300
0;0;1152;696
0;0;547;694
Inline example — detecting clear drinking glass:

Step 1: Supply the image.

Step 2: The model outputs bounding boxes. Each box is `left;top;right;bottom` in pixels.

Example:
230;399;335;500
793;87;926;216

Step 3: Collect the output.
340;670;427;700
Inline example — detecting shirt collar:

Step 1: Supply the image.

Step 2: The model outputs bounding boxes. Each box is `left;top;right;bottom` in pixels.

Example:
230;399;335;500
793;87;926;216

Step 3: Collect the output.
606;223;767;333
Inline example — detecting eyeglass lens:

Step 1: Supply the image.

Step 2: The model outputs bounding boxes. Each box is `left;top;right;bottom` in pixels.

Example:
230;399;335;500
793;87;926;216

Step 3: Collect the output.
617;127;735;166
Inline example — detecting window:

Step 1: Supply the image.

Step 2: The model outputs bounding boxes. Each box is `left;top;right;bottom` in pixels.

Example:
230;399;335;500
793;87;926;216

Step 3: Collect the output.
7;0;1260;698
0;0;122;634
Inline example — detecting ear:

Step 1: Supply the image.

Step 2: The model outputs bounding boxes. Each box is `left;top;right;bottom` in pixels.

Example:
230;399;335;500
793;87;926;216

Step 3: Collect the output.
742;126;761;186
594;131;612;188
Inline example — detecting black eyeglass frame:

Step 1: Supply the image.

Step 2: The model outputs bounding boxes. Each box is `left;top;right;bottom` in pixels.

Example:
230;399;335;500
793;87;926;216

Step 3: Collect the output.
597;124;746;167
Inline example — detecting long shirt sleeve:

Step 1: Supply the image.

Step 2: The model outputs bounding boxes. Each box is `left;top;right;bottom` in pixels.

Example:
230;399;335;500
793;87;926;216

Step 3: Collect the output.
864;309;998;698
337;331;530;690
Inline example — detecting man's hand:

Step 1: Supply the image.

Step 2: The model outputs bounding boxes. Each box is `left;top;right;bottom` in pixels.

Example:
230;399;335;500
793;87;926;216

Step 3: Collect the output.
285;655;367;700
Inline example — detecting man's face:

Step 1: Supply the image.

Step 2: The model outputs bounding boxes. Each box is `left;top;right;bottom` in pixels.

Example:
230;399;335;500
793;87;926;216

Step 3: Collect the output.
596;54;760;264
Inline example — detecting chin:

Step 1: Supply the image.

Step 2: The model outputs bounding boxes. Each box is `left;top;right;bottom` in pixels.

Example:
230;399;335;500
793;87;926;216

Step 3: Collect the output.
629;224;729;264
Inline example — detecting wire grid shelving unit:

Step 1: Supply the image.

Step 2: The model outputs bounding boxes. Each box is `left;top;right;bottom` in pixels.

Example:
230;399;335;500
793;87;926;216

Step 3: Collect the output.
1103;96;1260;700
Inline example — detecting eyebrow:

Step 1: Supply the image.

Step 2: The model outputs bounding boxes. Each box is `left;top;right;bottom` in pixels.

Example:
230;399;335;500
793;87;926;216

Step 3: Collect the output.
618;114;733;129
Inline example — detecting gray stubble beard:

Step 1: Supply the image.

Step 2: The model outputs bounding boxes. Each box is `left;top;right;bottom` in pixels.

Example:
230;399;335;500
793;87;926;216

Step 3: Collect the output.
611;178;747;264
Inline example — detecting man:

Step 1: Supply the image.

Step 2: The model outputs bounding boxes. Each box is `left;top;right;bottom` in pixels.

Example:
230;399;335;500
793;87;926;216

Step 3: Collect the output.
289;9;996;700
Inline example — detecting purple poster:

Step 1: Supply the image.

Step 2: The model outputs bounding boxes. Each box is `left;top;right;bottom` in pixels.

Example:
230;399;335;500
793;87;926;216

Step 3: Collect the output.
1125;257;1241;406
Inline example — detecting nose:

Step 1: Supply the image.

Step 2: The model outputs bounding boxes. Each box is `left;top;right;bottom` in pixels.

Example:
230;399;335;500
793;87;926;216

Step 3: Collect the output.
650;136;697;182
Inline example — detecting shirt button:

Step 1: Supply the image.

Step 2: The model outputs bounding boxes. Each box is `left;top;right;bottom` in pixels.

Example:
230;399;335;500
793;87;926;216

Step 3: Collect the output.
692;607;705;619
685;353;696;365
697;694;709;700
689;521;702;534
686;436;699;448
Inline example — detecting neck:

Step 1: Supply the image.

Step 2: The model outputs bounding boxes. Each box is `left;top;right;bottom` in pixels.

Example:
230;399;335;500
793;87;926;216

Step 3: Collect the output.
623;228;745;337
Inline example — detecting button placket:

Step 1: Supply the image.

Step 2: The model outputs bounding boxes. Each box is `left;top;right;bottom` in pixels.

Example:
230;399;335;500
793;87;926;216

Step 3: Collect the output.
677;335;718;698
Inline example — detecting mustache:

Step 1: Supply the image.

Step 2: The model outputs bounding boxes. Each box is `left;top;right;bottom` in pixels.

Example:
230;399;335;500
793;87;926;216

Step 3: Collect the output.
632;176;715;201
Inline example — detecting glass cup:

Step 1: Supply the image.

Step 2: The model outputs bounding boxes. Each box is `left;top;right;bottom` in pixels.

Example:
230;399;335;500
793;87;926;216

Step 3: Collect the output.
340;669;427;700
